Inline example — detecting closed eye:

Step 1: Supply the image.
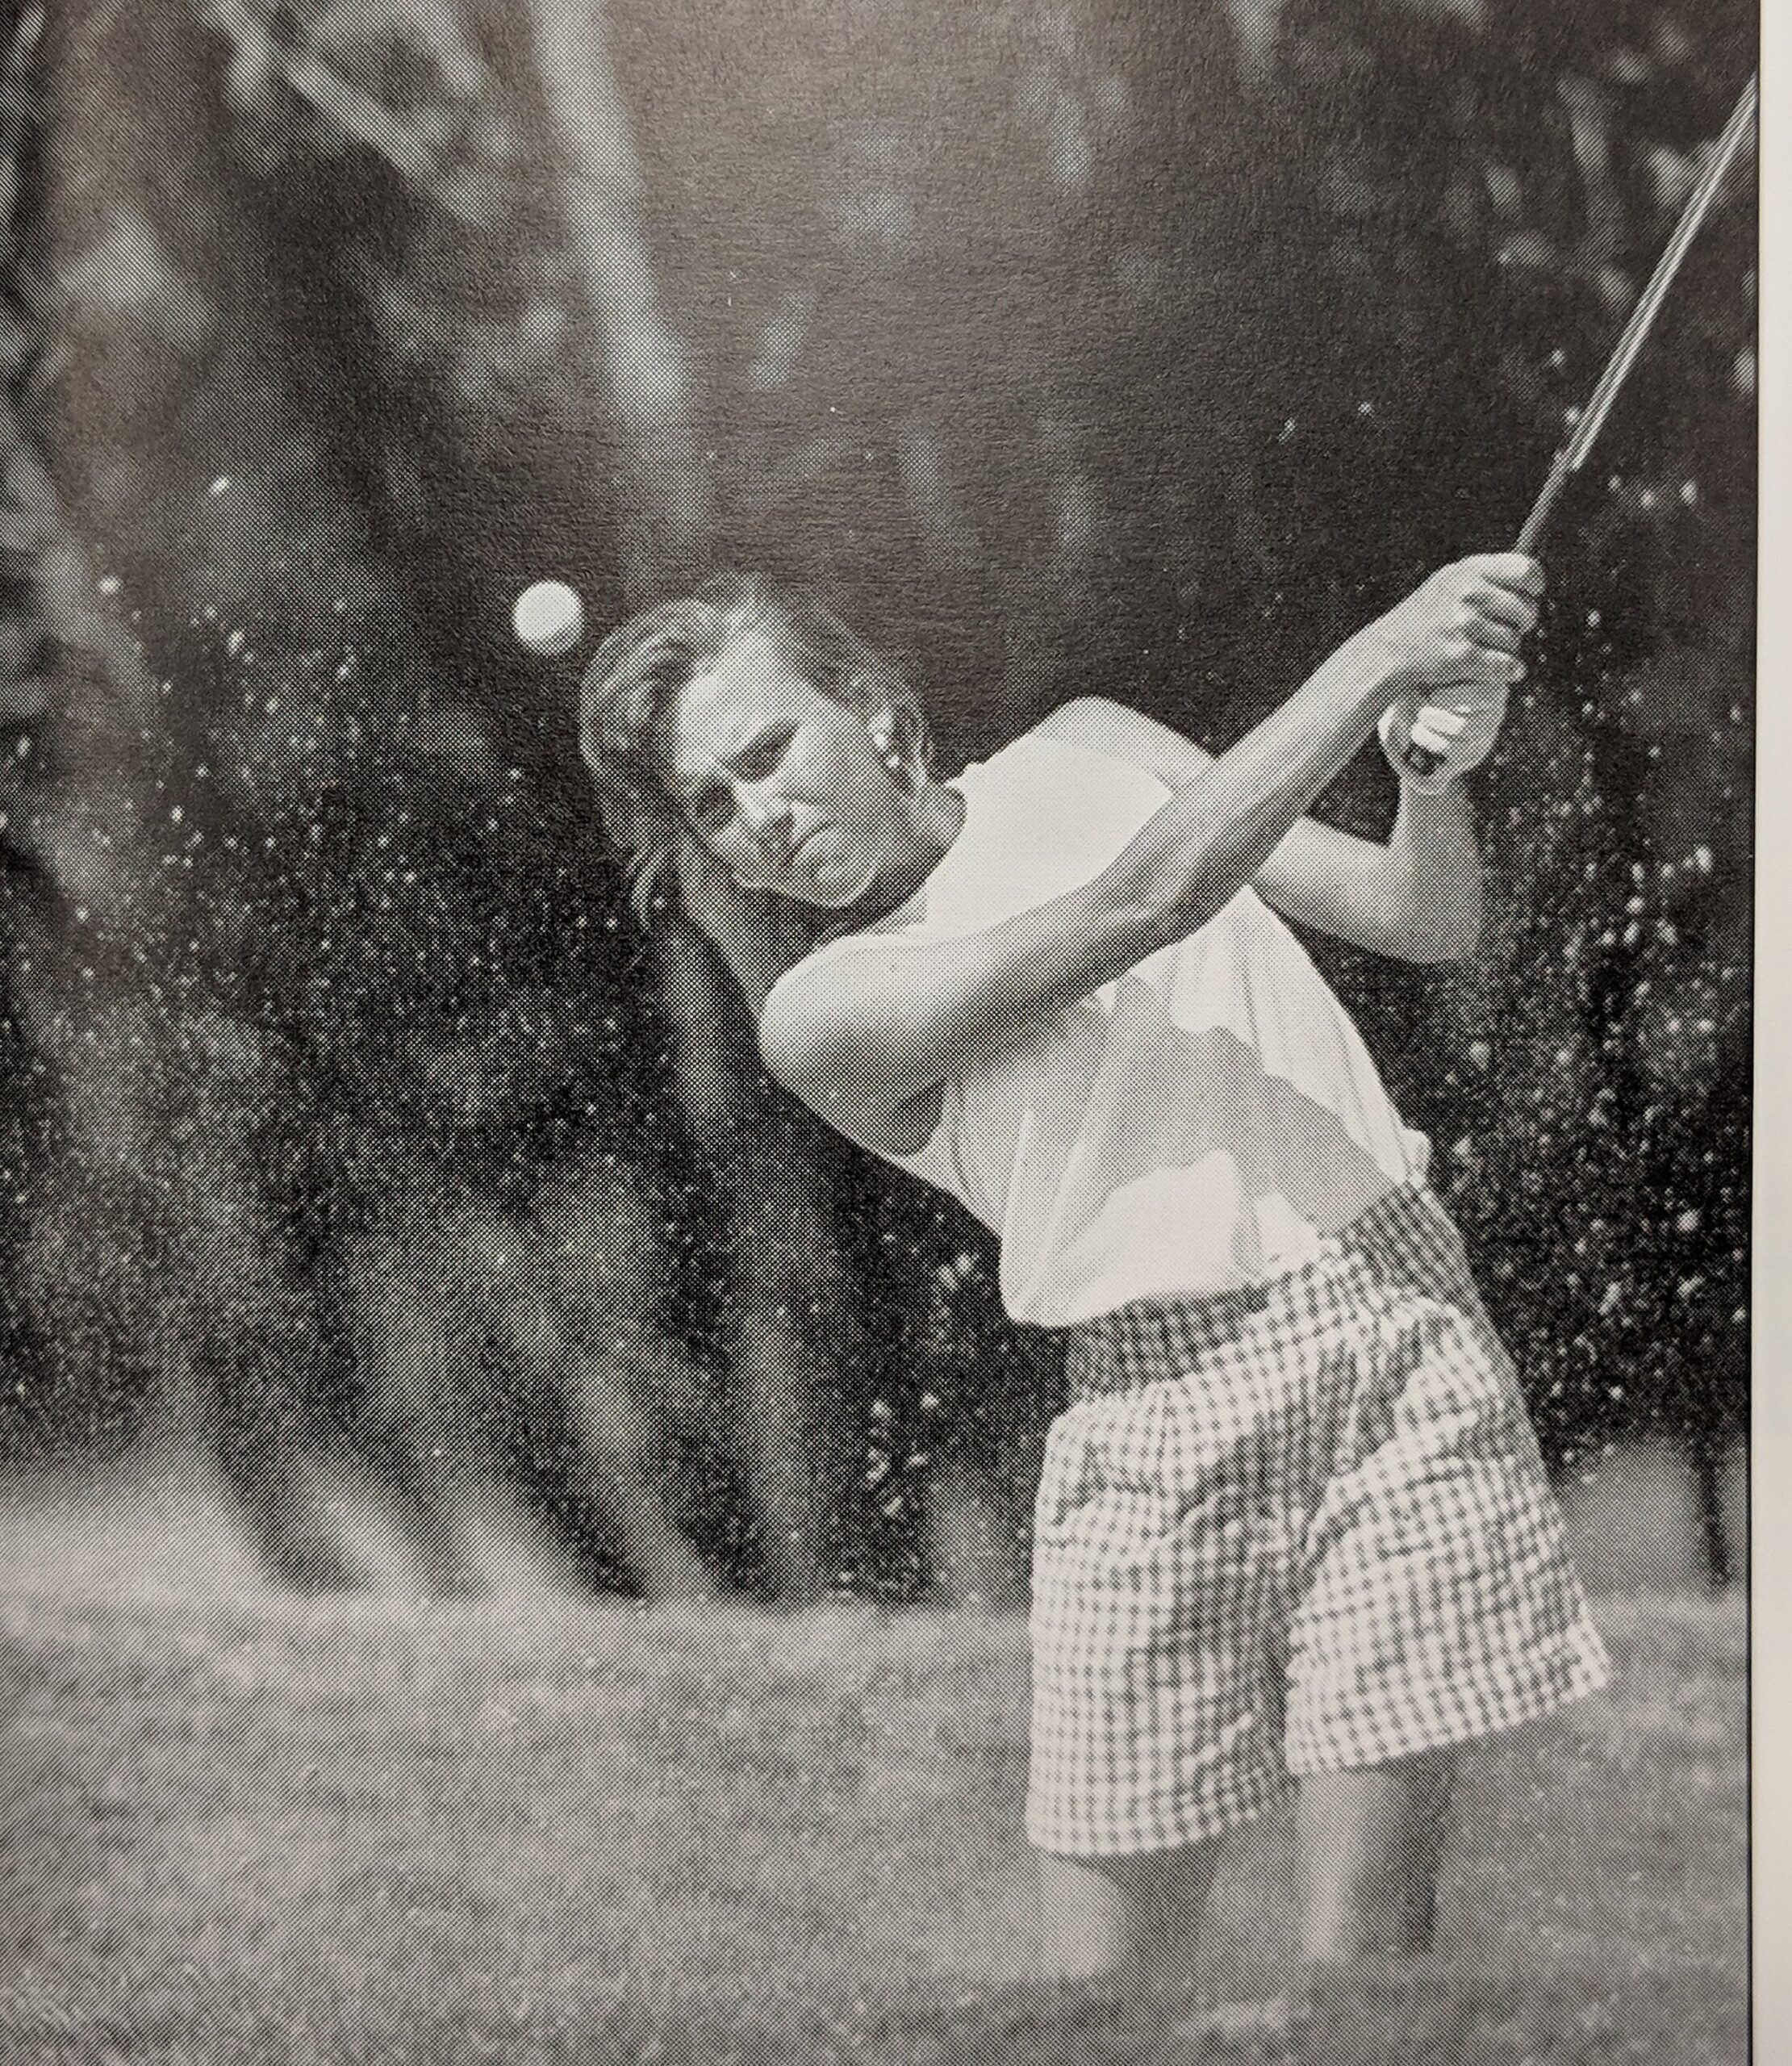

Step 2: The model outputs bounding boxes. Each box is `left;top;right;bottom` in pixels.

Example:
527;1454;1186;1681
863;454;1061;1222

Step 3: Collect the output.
682;726;796;834
684;783;731;834
733;728;793;783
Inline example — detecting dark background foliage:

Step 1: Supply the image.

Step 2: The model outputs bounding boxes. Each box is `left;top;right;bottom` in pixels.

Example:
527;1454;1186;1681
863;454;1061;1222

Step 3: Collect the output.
0;0;1753;1596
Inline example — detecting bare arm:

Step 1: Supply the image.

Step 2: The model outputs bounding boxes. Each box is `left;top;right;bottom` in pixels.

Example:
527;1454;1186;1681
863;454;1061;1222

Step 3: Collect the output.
1034;698;1485;963
759;556;1535;1141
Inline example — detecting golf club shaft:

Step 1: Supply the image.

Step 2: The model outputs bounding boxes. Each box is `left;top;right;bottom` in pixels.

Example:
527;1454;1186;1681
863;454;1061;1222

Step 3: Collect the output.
1404;74;1756;776
1514;73;1757;555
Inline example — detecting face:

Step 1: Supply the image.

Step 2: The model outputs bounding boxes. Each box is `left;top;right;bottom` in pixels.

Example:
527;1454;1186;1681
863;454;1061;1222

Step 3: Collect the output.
661;627;916;910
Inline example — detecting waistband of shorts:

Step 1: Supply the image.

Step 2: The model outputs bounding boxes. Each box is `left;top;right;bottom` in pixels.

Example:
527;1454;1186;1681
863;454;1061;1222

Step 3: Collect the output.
1063;1181;1462;1403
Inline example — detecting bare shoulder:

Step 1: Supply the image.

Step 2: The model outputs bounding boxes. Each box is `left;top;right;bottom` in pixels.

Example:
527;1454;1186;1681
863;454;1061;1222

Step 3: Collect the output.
1031;697;1211;784
754;935;903;1096
757;956;946;1159
1031;696;1142;751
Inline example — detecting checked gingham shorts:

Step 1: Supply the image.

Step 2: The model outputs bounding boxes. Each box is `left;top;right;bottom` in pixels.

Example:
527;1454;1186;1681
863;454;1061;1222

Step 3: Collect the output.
1025;1181;1611;1858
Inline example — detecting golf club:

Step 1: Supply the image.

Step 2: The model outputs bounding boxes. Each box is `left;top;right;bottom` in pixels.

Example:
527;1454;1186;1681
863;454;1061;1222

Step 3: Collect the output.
1401;73;1757;779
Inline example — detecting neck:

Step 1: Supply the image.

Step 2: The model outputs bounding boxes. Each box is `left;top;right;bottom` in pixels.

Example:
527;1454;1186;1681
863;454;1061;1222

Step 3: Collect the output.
857;774;966;925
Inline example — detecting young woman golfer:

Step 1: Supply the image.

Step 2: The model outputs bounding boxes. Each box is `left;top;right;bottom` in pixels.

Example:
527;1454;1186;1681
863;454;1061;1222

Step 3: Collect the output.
580;558;1610;1989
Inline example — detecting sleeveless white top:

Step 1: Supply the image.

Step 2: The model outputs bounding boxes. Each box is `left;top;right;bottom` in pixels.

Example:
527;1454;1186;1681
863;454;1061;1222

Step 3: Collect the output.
768;734;1427;1326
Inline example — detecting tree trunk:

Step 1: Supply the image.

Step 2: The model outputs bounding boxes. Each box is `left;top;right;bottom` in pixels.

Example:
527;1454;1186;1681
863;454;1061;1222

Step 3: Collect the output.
524;0;707;603
520;0;859;1598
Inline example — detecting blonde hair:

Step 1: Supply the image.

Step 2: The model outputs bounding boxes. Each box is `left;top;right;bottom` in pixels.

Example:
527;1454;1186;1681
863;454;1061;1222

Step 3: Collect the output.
579;571;931;927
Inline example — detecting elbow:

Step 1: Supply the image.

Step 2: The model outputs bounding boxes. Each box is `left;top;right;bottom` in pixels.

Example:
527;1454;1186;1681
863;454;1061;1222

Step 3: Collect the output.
1102;815;1247;954
1111;865;1219;959
757;993;825;1104
1408;878;1484;964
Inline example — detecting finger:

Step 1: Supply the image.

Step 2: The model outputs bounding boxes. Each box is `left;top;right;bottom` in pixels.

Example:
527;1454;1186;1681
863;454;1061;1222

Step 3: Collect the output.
1467;585;1539;637
1463;553;1544;596
1461;613;1524;657
1414;706;1469;738
1410;719;1455;757
1440;639;1525;680
1460;651;1525;686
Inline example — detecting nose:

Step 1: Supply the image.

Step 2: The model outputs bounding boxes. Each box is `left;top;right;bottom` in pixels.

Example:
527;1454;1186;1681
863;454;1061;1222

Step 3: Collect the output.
737;783;792;846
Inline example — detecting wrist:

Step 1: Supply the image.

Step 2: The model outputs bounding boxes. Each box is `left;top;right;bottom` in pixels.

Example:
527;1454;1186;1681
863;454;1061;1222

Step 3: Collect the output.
1399;763;1465;799
1325;629;1413;721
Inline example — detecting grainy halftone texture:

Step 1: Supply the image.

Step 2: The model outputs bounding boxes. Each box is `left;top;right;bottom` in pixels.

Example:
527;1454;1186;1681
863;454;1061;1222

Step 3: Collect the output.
0;0;1751;2056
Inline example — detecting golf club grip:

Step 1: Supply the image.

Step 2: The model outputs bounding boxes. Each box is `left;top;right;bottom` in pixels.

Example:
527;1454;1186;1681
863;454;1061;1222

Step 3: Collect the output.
1401;505;1548;777
1401;470;1561;776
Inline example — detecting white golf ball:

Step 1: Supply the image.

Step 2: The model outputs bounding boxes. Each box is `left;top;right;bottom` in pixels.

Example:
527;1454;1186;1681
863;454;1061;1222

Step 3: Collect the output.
512;579;585;657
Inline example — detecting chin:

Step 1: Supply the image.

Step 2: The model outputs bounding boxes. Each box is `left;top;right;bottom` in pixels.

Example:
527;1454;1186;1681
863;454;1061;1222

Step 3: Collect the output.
787;844;888;913
806;875;882;914
752;868;862;914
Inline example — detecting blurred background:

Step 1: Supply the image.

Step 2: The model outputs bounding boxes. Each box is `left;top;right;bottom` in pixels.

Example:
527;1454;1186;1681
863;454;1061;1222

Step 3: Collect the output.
0;0;1754;1605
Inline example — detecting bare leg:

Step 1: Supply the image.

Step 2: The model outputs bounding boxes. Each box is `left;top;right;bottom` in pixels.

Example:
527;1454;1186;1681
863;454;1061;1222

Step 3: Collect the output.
1034;1839;1224;1992
1294;1748;1456;1969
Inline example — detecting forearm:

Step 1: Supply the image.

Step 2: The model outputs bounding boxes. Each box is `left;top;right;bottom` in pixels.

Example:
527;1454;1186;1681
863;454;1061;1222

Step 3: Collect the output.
1381;775;1484;960
1100;631;1397;942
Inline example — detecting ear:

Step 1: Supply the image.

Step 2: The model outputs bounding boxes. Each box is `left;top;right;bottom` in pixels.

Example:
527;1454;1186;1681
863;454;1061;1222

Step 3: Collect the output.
869;706;907;773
